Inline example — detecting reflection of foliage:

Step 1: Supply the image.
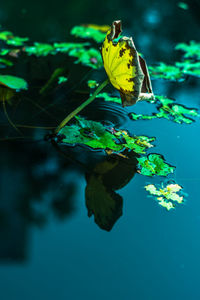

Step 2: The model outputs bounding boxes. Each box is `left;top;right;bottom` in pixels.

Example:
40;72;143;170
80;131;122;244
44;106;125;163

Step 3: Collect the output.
145;182;184;210
149;63;184;81
71;25;107;43
130;95;200;124
58;116;155;153
175;41;200;60
85;153;137;231
137;154;175;177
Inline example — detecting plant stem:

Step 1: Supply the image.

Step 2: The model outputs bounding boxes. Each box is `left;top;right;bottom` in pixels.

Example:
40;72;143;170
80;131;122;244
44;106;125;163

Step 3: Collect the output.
55;78;109;133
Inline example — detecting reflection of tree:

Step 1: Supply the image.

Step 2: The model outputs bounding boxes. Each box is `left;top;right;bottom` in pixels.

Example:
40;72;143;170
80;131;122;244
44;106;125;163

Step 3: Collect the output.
85;152;137;231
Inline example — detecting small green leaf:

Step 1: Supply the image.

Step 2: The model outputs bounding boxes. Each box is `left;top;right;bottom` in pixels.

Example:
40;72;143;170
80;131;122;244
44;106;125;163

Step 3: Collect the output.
0;75;28;90
71;25;107;43
149;63;184;81
175;41;200;60
0;31;29;46
68;47;103;69
96;92;121;104
0;58;13;68
177;2;189;10
54;42;89;53
24;43;55;56
137;154;175;177
58;76;68;84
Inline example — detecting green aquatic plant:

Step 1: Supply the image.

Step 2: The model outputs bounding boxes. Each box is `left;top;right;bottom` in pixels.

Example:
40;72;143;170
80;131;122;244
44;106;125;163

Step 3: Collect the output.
24;43;56;56
58;76;68;84
130;95;200;124
96;92;121;104
137;154;175;177
175;41;200;60
0;75;28;91
0;30;29;46
58;116;155;154
53;42;89;53
177;2;189;10
149;63;184;81
71;25;108;43
0;58;13;68
145;182;184;210
176;60;200;77
67;47;103;69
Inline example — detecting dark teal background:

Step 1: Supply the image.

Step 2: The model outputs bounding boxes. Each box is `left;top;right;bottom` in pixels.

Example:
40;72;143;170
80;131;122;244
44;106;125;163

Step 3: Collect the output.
0;1;200;299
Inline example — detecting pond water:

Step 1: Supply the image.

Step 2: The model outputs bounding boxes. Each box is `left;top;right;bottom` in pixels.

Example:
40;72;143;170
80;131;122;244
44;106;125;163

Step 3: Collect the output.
0;1;200;299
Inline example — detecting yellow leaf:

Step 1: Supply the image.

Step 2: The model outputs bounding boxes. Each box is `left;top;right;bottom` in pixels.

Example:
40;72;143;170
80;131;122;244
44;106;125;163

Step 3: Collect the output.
101;20;153;106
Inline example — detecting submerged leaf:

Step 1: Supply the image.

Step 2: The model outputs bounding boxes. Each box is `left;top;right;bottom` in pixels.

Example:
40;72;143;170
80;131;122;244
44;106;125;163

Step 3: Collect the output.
58;117;154;153
137;154;175;176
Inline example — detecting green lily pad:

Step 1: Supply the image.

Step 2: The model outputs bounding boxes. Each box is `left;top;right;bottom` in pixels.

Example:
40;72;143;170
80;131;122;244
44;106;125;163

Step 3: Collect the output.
0;31;29;46
176;60;200;78
129;95;200;124
145;182;185;210
175;41;200;60
96;92;121;104
24;43;56;56
0;58;13;68
58;76;68;84
137;154;175;176
58;117;155;153
87;80;99;89
0;75;28;90
149;63;184;81
71;25;107;43
54;42;89;53
68;47;103;69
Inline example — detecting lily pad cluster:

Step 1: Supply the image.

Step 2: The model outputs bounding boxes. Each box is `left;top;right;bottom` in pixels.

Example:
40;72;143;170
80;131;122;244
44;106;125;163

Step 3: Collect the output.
145;182;184;210
58;116;155;154
137;154;175;177
129;95;200;124
149;41;200;80
71;24;108;43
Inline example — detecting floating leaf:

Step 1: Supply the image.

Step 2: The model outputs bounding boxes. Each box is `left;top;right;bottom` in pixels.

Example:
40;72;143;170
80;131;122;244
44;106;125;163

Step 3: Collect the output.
0;49;10;56
71;25;107;43
58;117;154;154
0;75;28;91
101;20;153;106
24;43;56;56
145;182;184;210
129;95;200;124
0;58;13;68
175;41;200;60
149;63;184;81
96;92;121;104
137;154;175;176
68;47;103;69
58;76;68;84
0;31;29;46
87;80;99;88
54;42;89;53
176;60;200;78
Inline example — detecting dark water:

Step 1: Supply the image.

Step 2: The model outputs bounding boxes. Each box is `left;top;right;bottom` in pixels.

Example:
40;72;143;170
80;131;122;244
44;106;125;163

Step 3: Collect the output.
0;1;200;299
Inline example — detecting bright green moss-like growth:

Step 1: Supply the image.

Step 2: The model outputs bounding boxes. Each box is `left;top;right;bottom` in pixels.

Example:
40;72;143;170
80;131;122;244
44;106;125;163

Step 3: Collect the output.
137;154;175;176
